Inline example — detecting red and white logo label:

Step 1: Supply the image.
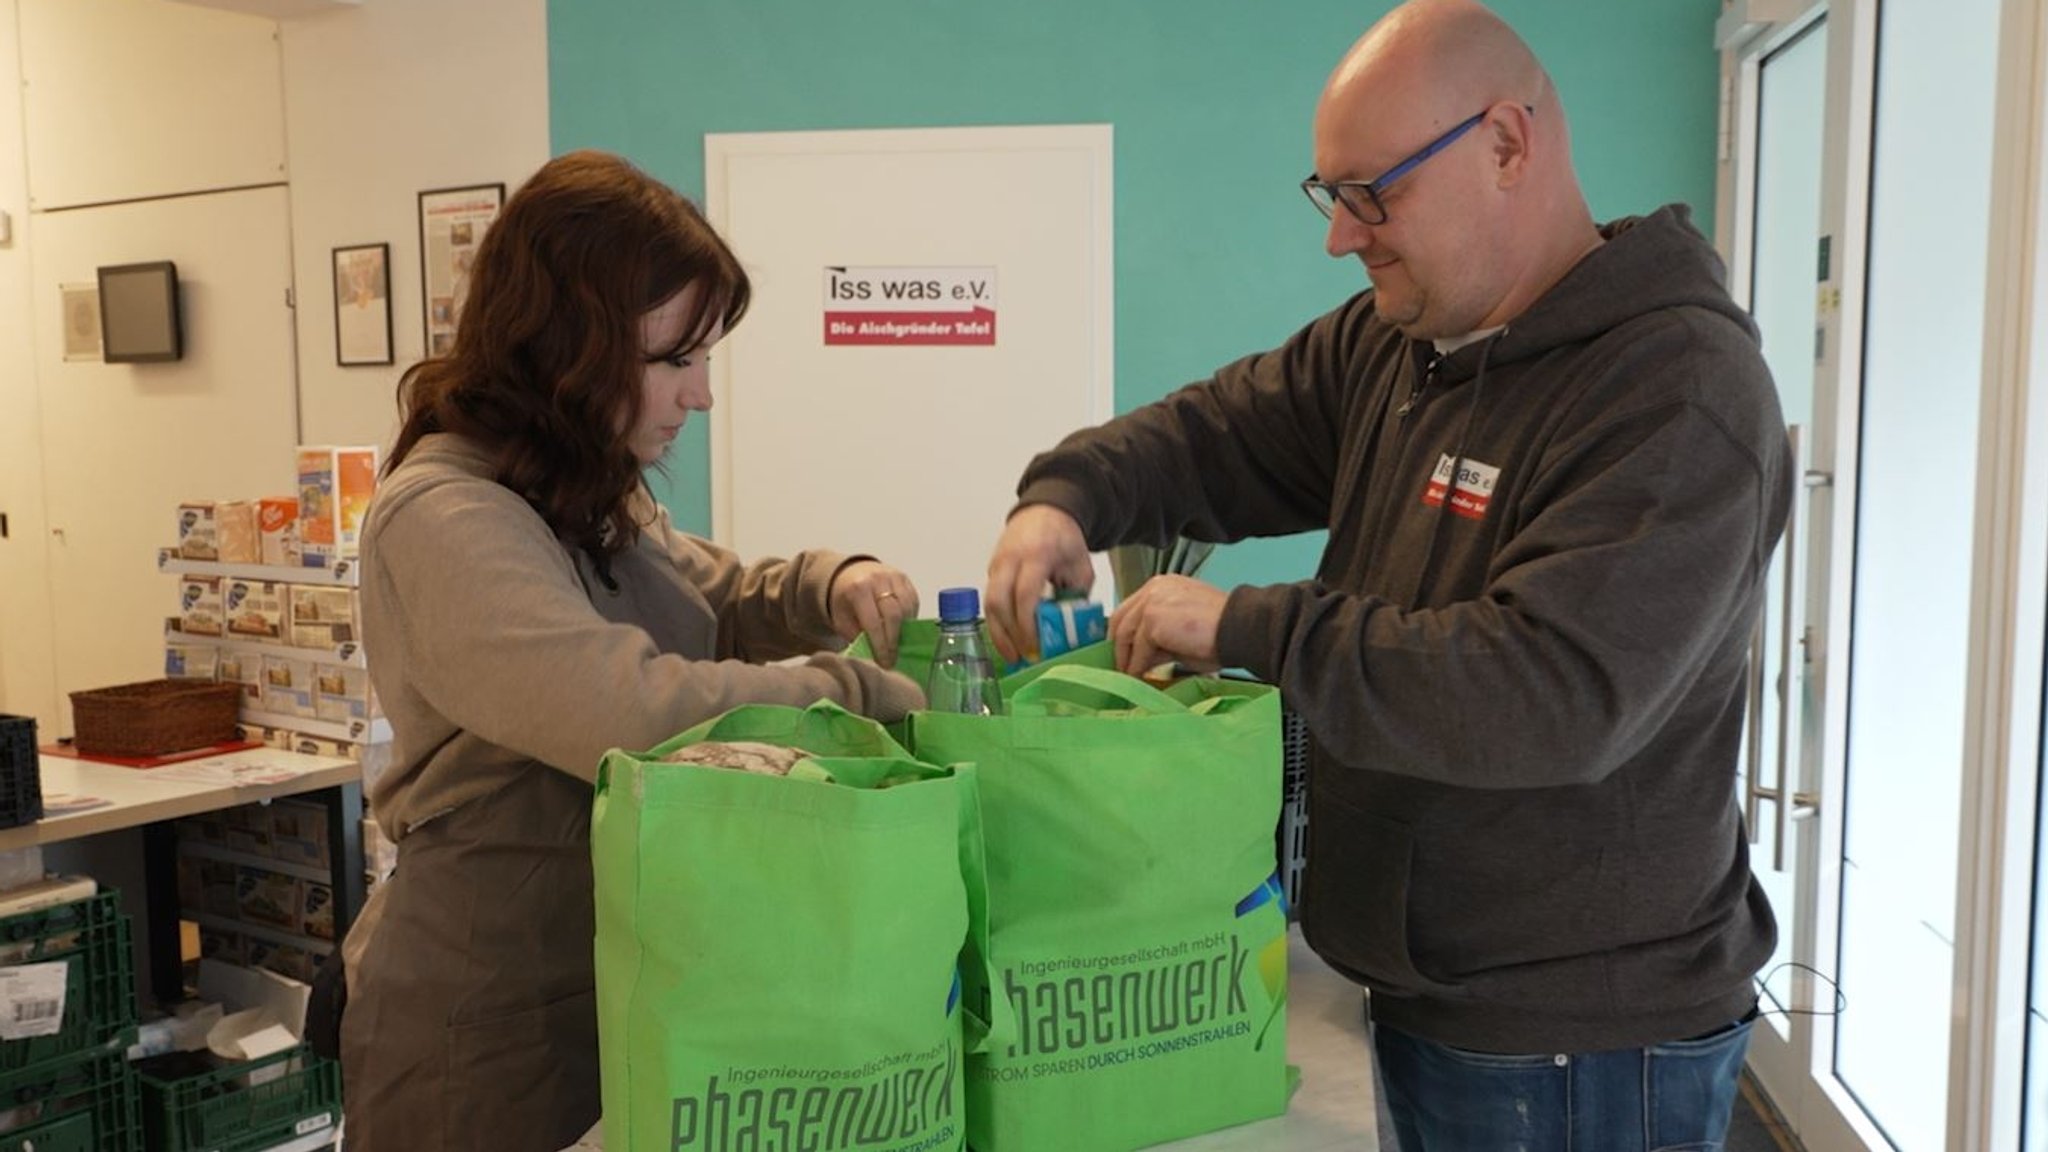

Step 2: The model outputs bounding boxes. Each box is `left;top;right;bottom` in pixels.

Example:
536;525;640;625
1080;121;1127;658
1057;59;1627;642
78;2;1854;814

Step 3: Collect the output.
1422;454;1499;520
823;265;996;346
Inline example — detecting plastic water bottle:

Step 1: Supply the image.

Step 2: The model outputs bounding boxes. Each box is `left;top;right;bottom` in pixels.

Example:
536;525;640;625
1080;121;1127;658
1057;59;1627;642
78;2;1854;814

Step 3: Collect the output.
927;587;1004;716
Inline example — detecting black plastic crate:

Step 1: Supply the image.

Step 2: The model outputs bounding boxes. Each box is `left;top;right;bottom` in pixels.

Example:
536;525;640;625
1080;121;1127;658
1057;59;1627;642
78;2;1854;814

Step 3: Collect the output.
0;1049;142;1152
1279;709;1310;918
0;892;137;1077
138;1043;340;1152
0;715;41;831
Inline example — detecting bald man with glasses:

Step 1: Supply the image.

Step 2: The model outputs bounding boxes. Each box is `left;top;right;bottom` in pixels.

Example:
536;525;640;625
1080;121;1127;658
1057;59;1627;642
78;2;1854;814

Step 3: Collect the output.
984;0;1791;1147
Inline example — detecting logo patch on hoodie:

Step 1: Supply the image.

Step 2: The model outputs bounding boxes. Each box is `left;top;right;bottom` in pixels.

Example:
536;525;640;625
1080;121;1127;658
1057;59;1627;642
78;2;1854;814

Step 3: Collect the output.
1422;454;1499;521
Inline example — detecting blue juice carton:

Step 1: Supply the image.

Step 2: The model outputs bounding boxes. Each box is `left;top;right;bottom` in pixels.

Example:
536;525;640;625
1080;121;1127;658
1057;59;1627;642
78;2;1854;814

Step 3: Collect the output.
1036;594;1108;660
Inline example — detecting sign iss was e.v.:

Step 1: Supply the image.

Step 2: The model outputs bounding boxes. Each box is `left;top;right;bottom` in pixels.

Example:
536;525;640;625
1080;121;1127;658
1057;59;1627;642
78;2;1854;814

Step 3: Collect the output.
823;265;996;346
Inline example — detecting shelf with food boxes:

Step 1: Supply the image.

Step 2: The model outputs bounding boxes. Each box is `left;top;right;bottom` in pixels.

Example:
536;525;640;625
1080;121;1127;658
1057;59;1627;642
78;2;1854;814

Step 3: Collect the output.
170;446;374;575
174;800;338;982
151;804;345;1150
159;580;390;751
160;444;392;768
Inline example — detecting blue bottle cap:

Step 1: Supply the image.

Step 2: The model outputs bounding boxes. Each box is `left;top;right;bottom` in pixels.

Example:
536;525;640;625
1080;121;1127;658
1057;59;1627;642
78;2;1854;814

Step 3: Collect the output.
936;587;981;623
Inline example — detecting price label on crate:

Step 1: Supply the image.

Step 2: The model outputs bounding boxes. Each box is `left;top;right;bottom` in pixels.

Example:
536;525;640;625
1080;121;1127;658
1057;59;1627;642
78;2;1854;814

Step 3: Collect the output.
0;961;67;1039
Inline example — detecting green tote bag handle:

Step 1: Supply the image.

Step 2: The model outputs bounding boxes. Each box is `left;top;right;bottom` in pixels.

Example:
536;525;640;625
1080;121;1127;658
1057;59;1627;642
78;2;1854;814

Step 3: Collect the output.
1006;664;1190;717
664;698;913;759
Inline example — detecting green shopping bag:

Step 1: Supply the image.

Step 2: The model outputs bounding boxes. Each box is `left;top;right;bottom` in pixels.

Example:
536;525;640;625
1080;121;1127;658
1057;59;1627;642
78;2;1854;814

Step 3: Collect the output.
890;630;1291;1152
593;701;1000;1152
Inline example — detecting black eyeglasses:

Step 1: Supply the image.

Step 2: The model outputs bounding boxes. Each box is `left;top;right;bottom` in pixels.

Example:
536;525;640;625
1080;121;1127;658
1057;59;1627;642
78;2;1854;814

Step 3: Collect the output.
1302;106;1527;226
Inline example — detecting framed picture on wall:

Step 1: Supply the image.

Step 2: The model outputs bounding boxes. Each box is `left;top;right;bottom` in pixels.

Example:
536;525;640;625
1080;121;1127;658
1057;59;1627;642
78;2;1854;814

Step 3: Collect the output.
60;282;102;362
332;243;393;367
416;182;504;357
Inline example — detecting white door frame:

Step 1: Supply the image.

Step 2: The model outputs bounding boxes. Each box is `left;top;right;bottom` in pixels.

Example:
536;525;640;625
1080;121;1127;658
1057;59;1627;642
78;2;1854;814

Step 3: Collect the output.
1952;0;2048;1146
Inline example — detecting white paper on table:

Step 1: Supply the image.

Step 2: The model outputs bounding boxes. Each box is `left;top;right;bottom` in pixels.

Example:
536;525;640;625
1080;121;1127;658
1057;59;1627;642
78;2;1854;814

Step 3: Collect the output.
0;961;67;1039
151;754;314;787
39;793;113;817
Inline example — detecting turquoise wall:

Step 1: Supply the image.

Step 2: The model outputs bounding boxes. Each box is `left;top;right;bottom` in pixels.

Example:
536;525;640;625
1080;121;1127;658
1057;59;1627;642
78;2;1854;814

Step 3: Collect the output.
548;0;1721;591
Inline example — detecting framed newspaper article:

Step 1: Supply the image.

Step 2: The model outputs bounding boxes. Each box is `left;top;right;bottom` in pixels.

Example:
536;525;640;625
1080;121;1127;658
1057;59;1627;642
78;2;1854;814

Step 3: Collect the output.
416;182;504;357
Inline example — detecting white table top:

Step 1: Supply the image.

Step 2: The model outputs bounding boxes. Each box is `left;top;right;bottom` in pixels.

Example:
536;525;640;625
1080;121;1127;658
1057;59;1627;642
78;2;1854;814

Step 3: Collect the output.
568;928;1382;1151
0;748;361;851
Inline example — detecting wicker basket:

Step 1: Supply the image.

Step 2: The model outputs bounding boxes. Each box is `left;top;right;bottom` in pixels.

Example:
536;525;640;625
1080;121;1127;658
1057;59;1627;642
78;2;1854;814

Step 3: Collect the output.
69;679;241;758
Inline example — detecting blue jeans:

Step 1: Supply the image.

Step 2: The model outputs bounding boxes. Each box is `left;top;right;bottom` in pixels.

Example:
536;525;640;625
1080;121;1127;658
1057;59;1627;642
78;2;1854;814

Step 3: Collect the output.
1369;1013;1756;1152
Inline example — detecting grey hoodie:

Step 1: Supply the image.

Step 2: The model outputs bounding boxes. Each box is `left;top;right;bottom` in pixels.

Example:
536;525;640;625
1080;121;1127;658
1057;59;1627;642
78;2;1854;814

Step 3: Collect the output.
1016;205;1790;1053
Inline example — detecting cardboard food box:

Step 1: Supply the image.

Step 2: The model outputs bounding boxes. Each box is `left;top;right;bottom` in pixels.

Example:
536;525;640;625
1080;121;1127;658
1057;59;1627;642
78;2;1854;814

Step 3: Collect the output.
258;497;299;567
268;799;330;869
234;866;300;932
217;651;263;703
242;939;318;984
179;576;225;637
297;446;378;569
288;586;359;650
199;926;246;966
260;655;316;718
164;642;219;681
314;665;378;725
300;881;334;941
177;502;219;561
224;579;287;641
223;803;274;857
216;500;261;565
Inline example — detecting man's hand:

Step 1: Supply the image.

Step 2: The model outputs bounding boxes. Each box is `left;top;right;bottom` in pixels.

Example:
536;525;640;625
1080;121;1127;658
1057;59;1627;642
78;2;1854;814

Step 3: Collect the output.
1109;575;1227;676
985;505;1095;664
827;560;919;668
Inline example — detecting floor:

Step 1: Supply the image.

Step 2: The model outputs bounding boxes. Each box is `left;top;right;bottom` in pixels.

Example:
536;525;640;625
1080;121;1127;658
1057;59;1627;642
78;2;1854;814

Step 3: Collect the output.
571;931;1813;1151
1733;1074;1806;1152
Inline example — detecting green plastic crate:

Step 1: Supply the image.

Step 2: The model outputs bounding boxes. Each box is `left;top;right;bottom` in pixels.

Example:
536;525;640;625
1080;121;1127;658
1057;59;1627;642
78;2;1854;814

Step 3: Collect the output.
139;1043;340;1152
0;891;137;1076
0;1049;142;1152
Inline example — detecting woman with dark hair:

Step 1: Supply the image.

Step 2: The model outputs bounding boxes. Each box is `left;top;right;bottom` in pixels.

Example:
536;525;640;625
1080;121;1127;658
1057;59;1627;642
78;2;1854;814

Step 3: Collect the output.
337;150;925;1150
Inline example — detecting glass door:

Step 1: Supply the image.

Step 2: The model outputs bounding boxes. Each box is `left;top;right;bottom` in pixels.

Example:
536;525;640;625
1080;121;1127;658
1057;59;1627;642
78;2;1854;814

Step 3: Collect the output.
1829;0;1999;1144
1726;0;2020;1147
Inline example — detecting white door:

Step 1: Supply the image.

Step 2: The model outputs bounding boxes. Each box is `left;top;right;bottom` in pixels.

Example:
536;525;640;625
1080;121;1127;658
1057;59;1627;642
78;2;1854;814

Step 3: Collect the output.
704;126;1113;607
30;186;300;733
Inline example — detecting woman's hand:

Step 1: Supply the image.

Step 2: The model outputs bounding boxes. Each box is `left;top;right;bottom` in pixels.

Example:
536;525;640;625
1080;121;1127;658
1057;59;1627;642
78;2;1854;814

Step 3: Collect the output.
828;560;920;668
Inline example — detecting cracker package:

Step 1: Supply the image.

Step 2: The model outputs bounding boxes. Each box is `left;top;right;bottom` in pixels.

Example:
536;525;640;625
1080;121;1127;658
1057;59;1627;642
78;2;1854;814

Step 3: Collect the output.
296;446;378;569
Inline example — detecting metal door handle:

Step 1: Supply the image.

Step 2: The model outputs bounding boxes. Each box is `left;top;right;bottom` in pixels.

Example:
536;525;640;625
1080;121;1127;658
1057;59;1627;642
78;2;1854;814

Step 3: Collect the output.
1769;425;1804;871
1744;611;1767;844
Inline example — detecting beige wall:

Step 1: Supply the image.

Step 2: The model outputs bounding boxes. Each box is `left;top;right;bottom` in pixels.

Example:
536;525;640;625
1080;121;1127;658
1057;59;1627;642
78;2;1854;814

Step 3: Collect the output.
281;0;549;448
0;0;58;729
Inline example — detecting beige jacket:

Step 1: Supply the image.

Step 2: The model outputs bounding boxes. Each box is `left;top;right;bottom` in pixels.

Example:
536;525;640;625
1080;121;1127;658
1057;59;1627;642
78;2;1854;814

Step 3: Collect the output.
359;432;905;838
